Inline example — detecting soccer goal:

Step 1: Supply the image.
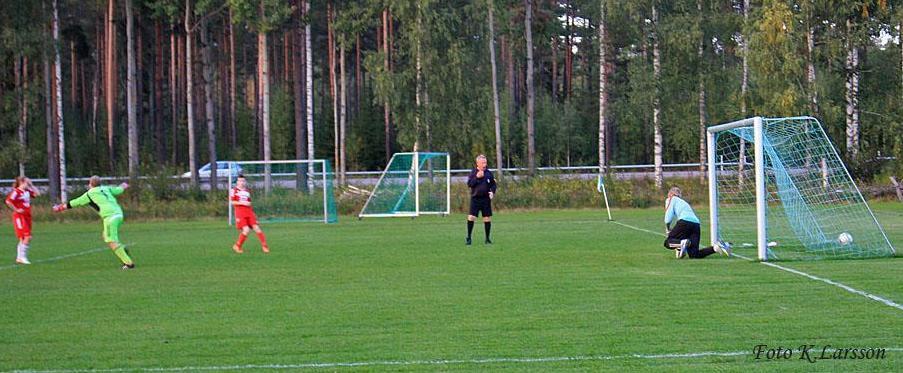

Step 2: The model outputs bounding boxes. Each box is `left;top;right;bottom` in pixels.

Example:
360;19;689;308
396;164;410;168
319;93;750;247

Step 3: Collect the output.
359;152;451;218
227;160;338;224
707;116;895;261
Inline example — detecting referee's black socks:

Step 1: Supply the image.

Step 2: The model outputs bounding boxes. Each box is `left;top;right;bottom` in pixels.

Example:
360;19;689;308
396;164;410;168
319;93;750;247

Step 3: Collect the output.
467;220;475;238
484;222;491;240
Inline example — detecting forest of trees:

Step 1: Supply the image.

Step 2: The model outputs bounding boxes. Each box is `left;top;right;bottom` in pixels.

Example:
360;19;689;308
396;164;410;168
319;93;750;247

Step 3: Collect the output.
1;0;902;201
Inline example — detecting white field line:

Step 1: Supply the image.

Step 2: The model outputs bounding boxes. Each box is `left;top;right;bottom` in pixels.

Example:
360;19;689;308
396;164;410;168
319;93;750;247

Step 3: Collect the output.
610;220;669;237
8;349;903;372
609;220;903;312
0;243;133;271
758;261;903;311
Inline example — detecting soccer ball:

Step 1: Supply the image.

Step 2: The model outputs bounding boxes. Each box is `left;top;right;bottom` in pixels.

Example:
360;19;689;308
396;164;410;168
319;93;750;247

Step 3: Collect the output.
838;232;854;246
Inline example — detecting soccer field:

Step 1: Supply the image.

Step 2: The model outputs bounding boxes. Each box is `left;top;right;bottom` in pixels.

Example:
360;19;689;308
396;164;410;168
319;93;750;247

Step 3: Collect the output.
1;205;901;371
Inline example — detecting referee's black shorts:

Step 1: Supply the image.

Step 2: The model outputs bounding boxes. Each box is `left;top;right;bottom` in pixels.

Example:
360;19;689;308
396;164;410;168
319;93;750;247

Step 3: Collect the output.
469;197;493;217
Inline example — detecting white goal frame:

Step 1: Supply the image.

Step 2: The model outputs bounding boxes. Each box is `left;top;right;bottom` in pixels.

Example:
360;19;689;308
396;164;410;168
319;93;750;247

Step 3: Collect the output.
707;116;894;261
358;152;452;218
226;159;332;225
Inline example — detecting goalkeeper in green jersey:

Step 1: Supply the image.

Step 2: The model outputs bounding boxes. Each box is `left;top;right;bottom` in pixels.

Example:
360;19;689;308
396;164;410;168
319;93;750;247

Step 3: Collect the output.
53;176;135;270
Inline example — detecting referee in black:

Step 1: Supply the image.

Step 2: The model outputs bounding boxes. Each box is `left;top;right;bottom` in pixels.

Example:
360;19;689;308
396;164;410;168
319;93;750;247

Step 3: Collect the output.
466;154;497;245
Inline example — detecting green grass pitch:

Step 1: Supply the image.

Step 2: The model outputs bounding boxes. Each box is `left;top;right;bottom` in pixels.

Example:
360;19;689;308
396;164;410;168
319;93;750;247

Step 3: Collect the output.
1;204;901;371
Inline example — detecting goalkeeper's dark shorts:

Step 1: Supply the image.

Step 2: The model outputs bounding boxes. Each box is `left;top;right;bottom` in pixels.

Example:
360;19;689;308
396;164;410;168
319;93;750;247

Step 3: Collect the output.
664;220;700;250
469;197;493;217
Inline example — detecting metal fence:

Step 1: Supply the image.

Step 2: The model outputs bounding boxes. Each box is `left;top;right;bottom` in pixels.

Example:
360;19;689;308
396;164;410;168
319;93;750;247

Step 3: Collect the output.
1;162;707;188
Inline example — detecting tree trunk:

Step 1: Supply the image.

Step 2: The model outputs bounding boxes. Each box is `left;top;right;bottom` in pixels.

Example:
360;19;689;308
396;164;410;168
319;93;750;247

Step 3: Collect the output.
126;0;139;184
105;0;117;171
171;25;179;164
899;21;903;159
228;8;238;149
698;80;706;179
356;33;361;114
488;0;503;176
53;0;67;201
697;0;706;180
565;0;572;98
382;8;392;163
807;24;818;116
92;21;101;141
738;0;749;185
284;32;291;83
388;9;394;70
45;55;60;202
70;41;77;108
339;42;347;185
844;19;860;159
330;6;339;177
805;19;825;178
551;0;558;100
424;81;432;157
218;27;227;153
22;57;29;176
327;2;335;99
137;24;144;143
185;0;199;187
255;44;261;159
259;0;272;193
155;20;166;162
652;4;663;189
201;19;218;191
81;60;89;116
15;56;25;176
598;0;608;173
524;0;536;175
292;0;308;191
305;0;314;183
415;3;423;150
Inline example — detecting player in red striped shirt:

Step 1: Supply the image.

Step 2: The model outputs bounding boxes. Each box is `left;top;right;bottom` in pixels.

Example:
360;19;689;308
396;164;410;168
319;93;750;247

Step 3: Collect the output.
229;175;269;254
5;176;40;265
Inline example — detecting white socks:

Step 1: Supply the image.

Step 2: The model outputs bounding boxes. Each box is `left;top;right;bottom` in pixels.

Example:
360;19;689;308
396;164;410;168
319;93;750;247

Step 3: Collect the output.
16;243;28;261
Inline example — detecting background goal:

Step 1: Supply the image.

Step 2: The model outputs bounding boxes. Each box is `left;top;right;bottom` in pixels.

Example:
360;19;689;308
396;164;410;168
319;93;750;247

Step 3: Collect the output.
359;152;451;218
227;160;338;224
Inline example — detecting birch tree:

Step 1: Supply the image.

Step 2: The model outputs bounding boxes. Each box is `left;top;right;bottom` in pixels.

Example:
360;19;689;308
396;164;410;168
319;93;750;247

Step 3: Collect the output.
53;0;67;200
488;0;503;175
185;0;199;187
525;0;536;175
200;15;218;191
652;3;662;189
598;0;608;174
126;0;139;184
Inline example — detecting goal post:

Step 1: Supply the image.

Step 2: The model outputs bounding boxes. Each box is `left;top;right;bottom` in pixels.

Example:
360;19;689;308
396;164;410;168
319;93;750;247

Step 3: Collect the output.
359;152;451;218
227;159;338;225
708;116;895;261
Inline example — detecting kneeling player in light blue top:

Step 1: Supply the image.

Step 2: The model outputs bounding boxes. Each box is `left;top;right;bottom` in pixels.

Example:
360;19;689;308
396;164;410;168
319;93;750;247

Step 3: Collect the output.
664;187;730;259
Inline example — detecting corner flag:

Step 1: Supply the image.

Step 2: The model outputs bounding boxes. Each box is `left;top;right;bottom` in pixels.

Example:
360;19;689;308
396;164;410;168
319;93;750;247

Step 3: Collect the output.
597;174;613;221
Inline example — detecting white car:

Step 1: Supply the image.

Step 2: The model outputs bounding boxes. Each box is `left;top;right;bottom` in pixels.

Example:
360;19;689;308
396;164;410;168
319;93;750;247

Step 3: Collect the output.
181;162;243;179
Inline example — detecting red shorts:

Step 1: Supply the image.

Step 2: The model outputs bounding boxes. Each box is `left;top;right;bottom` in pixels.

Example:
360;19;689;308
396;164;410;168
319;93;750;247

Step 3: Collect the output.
235;214;258;230
12;213;32;239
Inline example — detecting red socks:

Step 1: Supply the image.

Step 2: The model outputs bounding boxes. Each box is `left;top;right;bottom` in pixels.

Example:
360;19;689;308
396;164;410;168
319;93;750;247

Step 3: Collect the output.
235;234;248;248
236;232;267;253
